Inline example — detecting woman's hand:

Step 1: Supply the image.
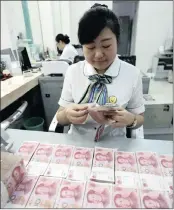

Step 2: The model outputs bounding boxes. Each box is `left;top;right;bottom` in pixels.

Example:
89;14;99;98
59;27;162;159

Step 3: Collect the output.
104;107;135;128
65;104;89;124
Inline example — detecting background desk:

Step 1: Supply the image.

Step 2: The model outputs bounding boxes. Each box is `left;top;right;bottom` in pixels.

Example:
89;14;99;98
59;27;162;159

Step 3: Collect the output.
7;129;173;154
1;72;42;111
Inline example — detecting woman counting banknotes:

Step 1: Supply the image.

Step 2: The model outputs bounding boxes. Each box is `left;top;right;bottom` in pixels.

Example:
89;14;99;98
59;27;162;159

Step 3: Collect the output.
56;3;145;141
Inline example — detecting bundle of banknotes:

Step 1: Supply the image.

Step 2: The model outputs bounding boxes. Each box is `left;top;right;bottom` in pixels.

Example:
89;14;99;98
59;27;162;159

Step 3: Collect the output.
45;144;74;178
68;147;94;181
4;141;173;209
90;147;116;183
26;143;55;176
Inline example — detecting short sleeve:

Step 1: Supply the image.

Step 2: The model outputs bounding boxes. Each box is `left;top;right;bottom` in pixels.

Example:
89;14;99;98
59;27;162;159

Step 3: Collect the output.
58;67;74;107
127;72;145;114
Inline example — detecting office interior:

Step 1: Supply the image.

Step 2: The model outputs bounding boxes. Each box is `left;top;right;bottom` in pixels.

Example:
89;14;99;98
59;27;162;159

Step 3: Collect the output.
1;1;173;208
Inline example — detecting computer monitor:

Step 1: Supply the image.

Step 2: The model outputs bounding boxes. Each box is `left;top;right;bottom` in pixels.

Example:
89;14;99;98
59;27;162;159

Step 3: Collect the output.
18;47;32;71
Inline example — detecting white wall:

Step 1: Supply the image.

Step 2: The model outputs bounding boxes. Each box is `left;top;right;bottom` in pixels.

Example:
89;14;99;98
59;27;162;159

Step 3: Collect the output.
69;1;91;44
2;1;26;50
134;1;173;72
69;1;113;44
27;1;43;47
1;2;12;49
38;1;55;51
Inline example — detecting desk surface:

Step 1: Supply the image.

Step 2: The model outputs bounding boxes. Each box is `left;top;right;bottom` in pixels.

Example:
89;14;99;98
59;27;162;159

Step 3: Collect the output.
7;129;173;155
1;72;42;110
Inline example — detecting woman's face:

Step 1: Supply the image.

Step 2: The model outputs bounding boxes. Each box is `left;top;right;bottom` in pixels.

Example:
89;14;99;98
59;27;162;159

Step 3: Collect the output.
115;197;131;208
83;27;117;72
61;189;74;198
88;193;102;203
57;41;64;50
144;199;160;208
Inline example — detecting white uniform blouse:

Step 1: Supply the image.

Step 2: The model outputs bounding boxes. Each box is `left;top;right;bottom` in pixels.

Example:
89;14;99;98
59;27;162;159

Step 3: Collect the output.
58;55;145;139
60;44;78;63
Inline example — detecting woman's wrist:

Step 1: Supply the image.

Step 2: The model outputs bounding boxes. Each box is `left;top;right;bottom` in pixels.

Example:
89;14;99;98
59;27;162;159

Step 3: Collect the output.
127;113;136;127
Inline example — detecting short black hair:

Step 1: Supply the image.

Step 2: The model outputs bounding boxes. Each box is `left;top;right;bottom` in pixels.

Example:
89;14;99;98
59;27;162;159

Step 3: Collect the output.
78;3;120;45
55;34;70;44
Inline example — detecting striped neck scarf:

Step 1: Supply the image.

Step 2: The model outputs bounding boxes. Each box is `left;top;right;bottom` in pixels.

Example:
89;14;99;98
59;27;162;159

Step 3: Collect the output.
79;74;112;141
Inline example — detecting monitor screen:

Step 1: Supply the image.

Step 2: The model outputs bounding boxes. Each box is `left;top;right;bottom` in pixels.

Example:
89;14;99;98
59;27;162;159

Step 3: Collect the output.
18;47;32;71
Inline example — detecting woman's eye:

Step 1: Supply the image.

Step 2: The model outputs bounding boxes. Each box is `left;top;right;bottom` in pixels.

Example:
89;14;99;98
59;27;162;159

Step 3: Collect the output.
87;47;95;50
103;45;111;49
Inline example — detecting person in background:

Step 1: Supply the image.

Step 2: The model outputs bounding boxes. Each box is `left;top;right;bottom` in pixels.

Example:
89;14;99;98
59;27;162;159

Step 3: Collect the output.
56;4;145;141
55;34;78;63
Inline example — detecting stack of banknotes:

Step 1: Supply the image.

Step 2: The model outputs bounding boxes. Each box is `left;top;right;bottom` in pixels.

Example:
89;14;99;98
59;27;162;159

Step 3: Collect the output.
4;141;173;208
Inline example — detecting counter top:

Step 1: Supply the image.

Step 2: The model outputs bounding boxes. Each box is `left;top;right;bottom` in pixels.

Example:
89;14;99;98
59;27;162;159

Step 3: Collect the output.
145;79;173;105
6;129;173;154
1;72;42;110
0;71;172;111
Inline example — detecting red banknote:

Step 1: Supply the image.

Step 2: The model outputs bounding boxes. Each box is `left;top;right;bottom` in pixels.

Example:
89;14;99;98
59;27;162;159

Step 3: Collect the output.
31;143;54;162
54;179;86;208
27;144;54;175
163;177;173;208
16;141;39;166
68;147;94;181
115;172;140;189
88;104;116;125
159;154;173;176
90;147;115;183
139;174;165;191
83;181;112;208
112;186;141;208
5;175;38;208
115;151;138;173
26;176;62;208
140;190;171;209
136;152;162;175
45;145;74;178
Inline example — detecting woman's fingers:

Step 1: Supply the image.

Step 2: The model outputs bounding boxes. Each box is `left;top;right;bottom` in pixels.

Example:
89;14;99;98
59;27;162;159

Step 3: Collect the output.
70;115;87;124
111;122;125;128
70;109;88;117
